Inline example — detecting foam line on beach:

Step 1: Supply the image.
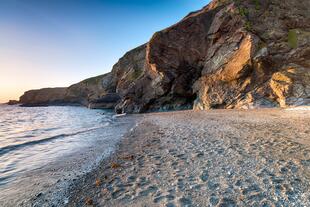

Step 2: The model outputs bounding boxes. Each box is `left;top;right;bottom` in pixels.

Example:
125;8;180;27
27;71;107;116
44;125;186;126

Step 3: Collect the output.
285;106;310;111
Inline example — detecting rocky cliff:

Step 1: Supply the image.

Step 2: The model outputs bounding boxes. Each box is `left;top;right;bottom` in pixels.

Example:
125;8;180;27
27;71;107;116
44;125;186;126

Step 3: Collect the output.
20;87;69;106
19;44;146;108
116;0;310;113
64;74;117;108
19;75;117;108
19;0;310;112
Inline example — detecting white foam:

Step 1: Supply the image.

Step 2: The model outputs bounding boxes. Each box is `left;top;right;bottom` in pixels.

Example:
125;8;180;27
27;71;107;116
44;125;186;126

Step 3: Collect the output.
285;106;310;111
113;113;127;118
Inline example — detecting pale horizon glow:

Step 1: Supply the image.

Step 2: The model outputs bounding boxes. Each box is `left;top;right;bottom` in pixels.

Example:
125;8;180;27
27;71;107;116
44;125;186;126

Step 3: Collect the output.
0;0;210;103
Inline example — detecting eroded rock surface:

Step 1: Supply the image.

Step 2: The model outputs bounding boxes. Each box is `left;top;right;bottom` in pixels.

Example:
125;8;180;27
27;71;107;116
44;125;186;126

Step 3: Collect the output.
7;100;19;105
64;74;115;108
19;45;146;109
19;88;69;107
116;0;310;113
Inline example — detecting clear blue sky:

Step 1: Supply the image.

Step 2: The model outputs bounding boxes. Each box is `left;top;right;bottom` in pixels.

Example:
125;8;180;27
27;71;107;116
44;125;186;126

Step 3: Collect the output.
0;0;210;102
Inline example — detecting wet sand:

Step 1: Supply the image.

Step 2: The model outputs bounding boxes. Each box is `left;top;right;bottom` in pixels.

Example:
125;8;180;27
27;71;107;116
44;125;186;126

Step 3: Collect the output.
0;115;137;207
68;109;310;206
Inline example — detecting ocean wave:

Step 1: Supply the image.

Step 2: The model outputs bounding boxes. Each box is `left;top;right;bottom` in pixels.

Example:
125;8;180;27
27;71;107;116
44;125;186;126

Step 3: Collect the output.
0;124;108;156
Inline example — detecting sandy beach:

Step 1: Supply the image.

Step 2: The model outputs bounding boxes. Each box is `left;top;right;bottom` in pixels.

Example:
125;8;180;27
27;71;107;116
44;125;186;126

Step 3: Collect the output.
65;108;310;207
2;0;309;206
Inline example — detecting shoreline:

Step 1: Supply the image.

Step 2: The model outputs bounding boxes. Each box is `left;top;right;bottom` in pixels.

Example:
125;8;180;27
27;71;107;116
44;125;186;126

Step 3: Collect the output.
67;109;310;206
0;109;139;207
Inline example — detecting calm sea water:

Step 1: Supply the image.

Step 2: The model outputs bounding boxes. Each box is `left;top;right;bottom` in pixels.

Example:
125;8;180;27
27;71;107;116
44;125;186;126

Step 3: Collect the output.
0;104;134;205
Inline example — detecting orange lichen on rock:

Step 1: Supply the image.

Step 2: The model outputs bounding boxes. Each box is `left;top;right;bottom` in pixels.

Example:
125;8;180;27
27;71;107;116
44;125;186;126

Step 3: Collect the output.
85;197;93;205
111;162;121;169
95;179;101;187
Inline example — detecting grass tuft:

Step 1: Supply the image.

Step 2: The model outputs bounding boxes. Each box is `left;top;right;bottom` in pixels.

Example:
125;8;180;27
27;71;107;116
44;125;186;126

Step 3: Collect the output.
245;21;252;31
82;75;105;86
253;0;260;10
288;30;298;48
238;7;249;17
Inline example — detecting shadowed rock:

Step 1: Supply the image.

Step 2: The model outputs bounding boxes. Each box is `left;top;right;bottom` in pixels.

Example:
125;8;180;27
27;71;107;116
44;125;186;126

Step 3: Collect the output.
19;87;70;107
7;100;19;105
116;0;310;113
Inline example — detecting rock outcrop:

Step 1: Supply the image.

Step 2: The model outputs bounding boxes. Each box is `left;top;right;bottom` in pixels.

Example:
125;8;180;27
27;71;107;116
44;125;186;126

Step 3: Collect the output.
64;74;116;108
19;0;310;112
19;45;146;109
20;87;69;106
19;75;117;108
7;100;19;105
115;0;310;113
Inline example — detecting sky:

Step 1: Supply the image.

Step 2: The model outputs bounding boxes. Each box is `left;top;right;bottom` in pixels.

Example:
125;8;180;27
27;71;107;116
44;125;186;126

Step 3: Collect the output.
0;0;210;103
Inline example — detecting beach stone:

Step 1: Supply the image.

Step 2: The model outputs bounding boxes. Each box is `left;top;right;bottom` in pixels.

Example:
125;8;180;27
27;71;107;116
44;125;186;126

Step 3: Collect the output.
200;170;209;182
209;195;219;205
166;194;175;201
111;188;125;199
207;180;220;190
166;203;176;207
218;198;237;207
179;197;192;207
153;196;165;203
138;185;158;197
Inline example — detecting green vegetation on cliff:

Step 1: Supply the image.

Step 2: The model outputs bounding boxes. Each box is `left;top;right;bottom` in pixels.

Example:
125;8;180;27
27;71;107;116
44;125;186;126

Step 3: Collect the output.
288;30;298;48
82;75;105;86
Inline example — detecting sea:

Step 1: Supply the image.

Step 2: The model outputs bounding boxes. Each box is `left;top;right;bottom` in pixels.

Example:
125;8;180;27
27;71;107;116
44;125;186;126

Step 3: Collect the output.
0;104;135;206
